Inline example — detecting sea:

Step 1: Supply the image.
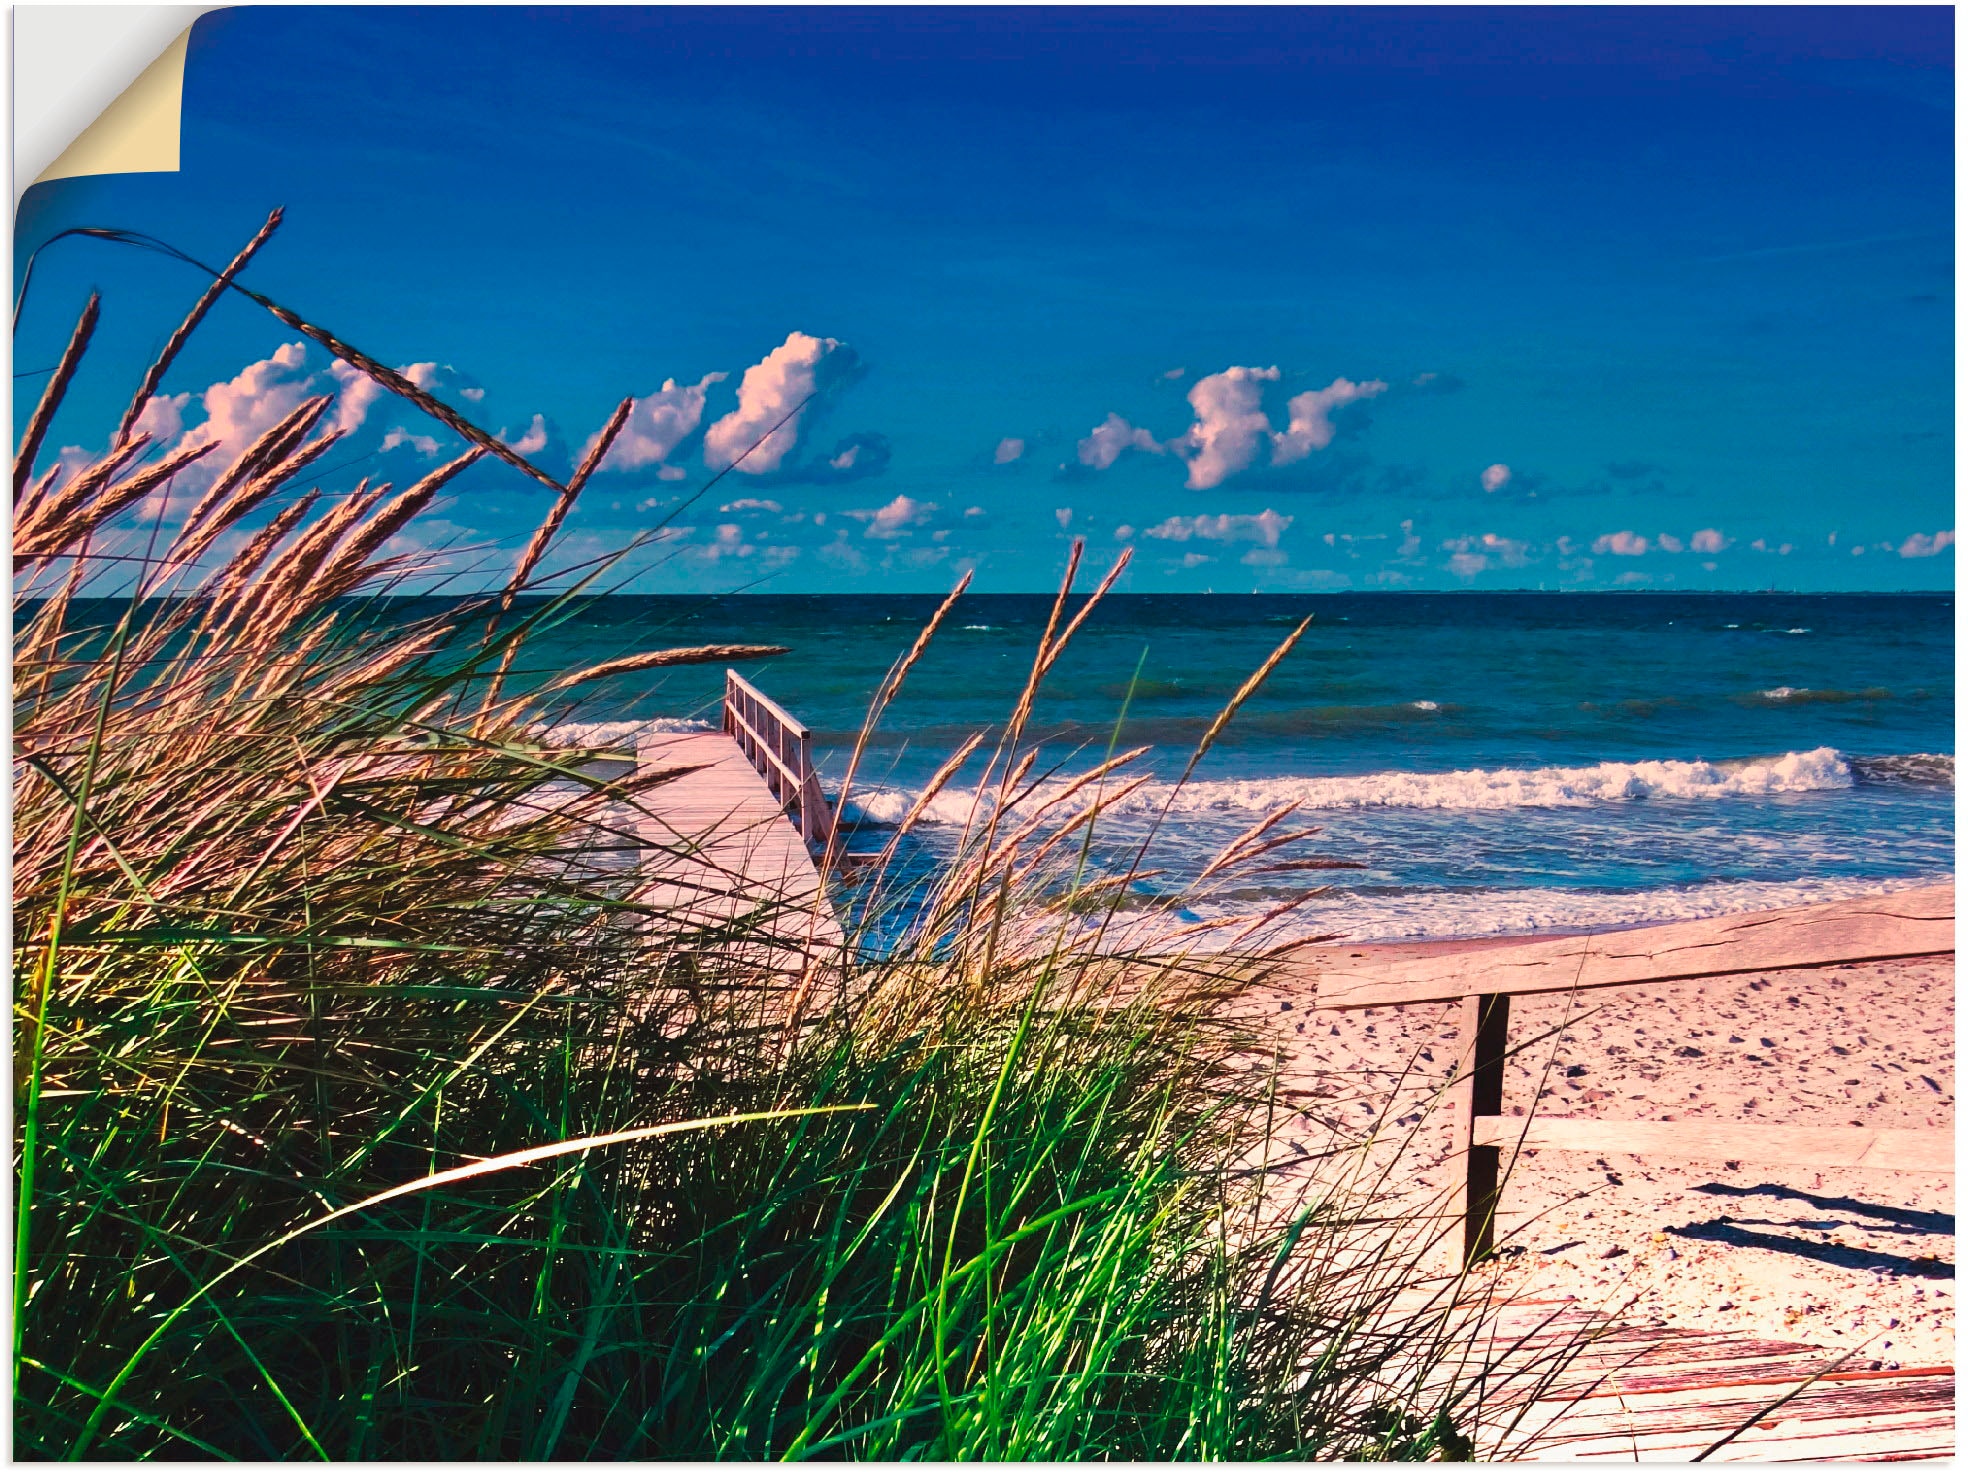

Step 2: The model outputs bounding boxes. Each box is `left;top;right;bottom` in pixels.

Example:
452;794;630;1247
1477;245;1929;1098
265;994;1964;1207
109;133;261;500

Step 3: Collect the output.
527;592;1955;946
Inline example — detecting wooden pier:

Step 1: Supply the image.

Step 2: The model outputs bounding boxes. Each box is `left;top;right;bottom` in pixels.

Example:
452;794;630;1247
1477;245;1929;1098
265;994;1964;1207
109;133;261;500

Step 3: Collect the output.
629;671;842;975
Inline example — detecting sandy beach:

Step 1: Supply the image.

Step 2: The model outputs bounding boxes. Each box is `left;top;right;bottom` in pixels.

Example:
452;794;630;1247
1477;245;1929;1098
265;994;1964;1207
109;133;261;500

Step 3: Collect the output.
1242;943;1955;1366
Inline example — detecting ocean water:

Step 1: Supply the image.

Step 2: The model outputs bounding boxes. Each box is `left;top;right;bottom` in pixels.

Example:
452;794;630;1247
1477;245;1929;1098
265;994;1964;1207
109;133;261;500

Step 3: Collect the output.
522;592;1954;945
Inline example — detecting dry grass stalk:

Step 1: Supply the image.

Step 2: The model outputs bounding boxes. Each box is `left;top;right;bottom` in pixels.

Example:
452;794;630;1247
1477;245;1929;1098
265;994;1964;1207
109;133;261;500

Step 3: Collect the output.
543;644;792;693
14;291;99;500
116;208;284;446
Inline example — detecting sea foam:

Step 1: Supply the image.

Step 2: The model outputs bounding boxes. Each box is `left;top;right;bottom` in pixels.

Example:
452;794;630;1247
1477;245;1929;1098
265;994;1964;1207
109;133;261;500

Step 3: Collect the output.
845;747;1860;825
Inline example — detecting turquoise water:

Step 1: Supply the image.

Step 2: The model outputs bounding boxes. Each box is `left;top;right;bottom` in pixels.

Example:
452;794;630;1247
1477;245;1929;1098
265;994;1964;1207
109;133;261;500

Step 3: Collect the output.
526;592;1952;942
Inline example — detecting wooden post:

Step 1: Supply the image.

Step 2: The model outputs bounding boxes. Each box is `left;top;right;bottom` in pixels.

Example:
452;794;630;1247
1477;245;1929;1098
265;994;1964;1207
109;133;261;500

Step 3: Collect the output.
1452;991;1510;1266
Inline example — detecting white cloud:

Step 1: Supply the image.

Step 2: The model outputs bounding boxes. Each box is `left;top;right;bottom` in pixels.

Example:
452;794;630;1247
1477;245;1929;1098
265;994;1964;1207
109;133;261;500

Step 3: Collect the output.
1177;365;1278;489
1077;412;1164;470
172;342;316;479
1480;463;1511;492
503;413;549;455
1655;532;1685;553
847;494;938;539
1143;509;1292;548
601;372;727;472
1448;551;1488;578
1161;366;1187;381
1398;519;1421;558
993;436;1025;464
1899;529;1954;558
1443;532;1530;570
720;497;782;514
460;386;485;403
703;331;842;473
1114;523;1134;540
327;361;383;436
131;391;189;445
1241;547;1287;567
1270;376;1387;465
1054;507;1073;530
1178;551;1213;568
830;444;861;471
381;427;441;457
1592;530;1649;556
702;523;754;561
1690;528;1729;553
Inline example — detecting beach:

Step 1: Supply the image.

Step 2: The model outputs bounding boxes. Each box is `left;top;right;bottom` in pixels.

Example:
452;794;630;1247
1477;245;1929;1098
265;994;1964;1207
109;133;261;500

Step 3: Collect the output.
1244;943;1955;1365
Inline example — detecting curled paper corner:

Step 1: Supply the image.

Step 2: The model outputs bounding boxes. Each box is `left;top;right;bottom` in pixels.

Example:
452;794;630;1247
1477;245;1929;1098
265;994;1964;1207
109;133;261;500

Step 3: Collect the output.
34;24;194;187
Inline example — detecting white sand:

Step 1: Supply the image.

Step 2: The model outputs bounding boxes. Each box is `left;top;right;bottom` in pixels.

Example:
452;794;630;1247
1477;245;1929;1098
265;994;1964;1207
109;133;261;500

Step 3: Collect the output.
1240;950;1955;1366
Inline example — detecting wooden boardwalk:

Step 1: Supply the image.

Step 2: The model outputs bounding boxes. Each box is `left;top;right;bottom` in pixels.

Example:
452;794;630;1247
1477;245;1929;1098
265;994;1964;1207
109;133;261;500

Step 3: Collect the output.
632;728;842;975
1477;1299;1954;1461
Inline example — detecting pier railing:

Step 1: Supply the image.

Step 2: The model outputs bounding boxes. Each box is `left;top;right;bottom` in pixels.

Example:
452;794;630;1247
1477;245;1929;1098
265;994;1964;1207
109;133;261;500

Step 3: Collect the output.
1297;884;1955;1266
723;669;833;848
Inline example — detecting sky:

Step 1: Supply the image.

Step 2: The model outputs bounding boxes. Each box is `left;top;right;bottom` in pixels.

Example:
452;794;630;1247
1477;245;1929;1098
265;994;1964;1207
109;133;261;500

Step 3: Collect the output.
14;5;1955;593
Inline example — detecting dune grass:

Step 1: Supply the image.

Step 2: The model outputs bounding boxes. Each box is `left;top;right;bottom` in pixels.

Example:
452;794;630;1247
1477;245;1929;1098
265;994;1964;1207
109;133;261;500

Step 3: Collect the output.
15;242;1510;1459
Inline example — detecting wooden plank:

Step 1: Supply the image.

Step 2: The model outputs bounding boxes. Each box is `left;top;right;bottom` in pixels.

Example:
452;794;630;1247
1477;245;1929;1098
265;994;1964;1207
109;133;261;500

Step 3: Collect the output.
1471;1116;1954;1173
633;730;843;975
1308;884;1953;1011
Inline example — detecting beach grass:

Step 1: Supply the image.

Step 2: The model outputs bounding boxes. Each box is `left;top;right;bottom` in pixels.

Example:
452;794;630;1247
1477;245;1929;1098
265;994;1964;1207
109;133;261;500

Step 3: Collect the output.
14;263;1517;1458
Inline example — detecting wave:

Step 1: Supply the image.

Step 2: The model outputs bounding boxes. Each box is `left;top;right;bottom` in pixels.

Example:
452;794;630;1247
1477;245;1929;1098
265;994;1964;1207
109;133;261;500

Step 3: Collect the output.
845;747;1861;825
1163;873;1946;947
1852;752;1955;788
539;717;713;748
1750;685;1892;705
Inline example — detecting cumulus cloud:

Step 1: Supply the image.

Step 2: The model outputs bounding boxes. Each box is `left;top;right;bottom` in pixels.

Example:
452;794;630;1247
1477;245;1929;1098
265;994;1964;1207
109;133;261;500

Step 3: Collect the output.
381;427;442;457
720;497;782;514
1178;551;1213;569
1177;365;1278;489
1270;377;1388;465
172;342;317;476
600;372;726;472
1077;412;1164;470
328;361;384;436
1448;551;1488;578
1690;528;1729;553
1899;529;1954;558
1655;532;1685;553
846;494;940;539
131;391;190;446
1143;509;1292;547
994;437;1025;464
703;331;846;474
1480;463;1511;492
1443;532;1531;569
1593;530;1649;556
1055;507;1073;530
503;414;550;455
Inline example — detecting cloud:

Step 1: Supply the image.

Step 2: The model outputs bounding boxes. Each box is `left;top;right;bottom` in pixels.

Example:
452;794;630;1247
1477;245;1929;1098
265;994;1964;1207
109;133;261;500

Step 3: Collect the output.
131;391;189;445
381;427;442;457
1178;551;1213;568
1077;412;1164;470
1055;507;1073;530
1178;365;1278;489
1270;376;1388;465
1143;509;1292;548
1480;463;1511;492
1655;532;1685;553
846;494;940;539
172;342;317;480
503;414;550;455
1750;538;1795;555
599;372;726;472
703;331;847;474
1442;532;1531;570
1161;366;1187;381
1240;547;1287;567
993;437;1026;464
1592;530;1649;556
800;431;891;484
1690;528;1729;553
720;497;782;514
1448;551;1488;578
1899;529;1954;558
1114;523;1134;540
327;361;384;436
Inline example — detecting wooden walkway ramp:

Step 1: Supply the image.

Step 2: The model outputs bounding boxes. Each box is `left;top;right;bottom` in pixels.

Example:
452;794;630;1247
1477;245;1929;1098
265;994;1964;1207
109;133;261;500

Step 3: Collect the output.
631;672;842;976
1476;1299;1953;1461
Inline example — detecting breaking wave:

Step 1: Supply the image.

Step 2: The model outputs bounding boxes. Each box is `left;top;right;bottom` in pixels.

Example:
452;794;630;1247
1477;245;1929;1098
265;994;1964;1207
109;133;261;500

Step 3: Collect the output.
846;747;1862;825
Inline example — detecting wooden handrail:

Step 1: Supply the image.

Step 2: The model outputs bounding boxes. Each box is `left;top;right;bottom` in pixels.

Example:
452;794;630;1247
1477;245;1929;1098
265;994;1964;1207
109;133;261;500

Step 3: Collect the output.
1309;883;1956;1265
723;669;833;847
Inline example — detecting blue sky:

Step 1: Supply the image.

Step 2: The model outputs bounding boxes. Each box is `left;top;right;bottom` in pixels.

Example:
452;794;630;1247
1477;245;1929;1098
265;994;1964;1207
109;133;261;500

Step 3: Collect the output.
15;6;1954;592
